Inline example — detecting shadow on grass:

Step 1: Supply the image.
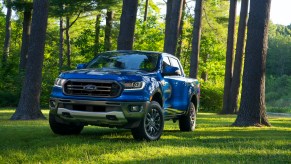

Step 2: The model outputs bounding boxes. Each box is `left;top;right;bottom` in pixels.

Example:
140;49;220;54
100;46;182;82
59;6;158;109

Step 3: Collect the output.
161;128;291;152
127;153;291;163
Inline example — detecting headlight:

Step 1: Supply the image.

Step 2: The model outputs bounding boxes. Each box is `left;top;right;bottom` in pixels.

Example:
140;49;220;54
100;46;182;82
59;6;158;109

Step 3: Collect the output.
54;78;66;88
123;82;145;90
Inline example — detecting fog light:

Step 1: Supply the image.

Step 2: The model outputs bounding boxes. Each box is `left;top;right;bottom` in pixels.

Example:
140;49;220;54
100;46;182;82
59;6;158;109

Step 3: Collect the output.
130;105;143;112
49;100;57;109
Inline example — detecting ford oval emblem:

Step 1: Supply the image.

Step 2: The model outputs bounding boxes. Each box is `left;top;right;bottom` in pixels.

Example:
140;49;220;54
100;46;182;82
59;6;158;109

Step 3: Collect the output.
83;85;97;91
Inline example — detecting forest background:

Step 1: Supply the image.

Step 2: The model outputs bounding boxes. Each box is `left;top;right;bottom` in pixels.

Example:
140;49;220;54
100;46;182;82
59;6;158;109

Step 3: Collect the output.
0;0;290;114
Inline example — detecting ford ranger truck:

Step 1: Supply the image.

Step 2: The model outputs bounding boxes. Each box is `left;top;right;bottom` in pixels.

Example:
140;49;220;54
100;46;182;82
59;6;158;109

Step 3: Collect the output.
49;50;200;141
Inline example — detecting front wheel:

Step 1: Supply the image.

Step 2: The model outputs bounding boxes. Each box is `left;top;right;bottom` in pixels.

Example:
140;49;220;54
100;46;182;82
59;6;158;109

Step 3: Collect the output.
49;113;84;135
131;101;164;141
179;102;196;131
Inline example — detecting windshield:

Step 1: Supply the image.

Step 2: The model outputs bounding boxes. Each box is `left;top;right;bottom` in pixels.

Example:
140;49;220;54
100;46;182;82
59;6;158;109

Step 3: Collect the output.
86;52;160;72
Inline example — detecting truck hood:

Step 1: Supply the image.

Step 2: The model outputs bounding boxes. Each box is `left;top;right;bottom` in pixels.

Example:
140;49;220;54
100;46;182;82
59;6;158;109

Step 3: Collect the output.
59;68;150;81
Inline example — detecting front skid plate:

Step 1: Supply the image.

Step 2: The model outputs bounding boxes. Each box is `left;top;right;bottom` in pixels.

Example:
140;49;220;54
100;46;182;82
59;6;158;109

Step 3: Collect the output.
57;108;127;125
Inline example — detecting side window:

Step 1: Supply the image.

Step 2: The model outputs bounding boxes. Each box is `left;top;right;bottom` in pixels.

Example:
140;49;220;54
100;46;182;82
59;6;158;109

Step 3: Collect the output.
163;57;171;66
169;57;182;76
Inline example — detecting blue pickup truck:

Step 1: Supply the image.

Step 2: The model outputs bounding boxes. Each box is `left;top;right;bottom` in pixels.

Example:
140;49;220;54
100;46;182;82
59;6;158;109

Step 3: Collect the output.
49;50;200;141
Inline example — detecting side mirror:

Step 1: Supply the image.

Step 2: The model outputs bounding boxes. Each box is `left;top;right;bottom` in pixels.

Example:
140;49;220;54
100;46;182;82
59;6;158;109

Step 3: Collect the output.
163;66;181;76
77;63;87;69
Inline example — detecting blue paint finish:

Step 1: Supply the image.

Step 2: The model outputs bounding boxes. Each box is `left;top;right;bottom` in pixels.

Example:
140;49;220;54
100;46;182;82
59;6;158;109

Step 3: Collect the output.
50;50;200;120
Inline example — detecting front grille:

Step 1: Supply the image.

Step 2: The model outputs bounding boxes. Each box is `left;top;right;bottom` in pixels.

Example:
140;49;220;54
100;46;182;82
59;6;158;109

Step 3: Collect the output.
63;80;121;97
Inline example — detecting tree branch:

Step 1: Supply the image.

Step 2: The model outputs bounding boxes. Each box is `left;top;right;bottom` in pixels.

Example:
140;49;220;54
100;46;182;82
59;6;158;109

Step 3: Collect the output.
62;11;81;31
203;6;216;31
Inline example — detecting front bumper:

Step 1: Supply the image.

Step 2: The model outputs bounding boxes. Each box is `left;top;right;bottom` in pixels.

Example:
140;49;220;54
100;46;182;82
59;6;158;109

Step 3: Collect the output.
49;98;150;128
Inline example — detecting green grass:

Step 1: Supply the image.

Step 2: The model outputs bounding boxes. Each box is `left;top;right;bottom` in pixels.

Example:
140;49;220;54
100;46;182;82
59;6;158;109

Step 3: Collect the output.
0;109;291;163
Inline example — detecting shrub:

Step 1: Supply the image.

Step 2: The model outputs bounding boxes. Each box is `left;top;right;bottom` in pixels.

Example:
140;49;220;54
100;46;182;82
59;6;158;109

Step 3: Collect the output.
199;80;224;113
266;75;291;113
0;91;19;107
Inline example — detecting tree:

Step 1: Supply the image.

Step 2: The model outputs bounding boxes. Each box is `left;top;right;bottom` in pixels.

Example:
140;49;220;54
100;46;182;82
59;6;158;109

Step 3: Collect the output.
10;0;34;71
176;0;186;59
59;16;64;72
49;0;98;71
2;0;12;67
163;0;184;55
18;2;33;71
233;0;271;126
65;16;71;68
222;0;237;114
229;0;249;113
105;10;113;51
144;0;149;21
189;0;203;78
117;0;138;50
94;14;101;54
11;0;49;120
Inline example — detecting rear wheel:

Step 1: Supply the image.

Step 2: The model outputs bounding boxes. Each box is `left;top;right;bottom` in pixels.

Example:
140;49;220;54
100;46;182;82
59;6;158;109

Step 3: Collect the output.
49;113;84;135
179;102;196;131
131;101;164;141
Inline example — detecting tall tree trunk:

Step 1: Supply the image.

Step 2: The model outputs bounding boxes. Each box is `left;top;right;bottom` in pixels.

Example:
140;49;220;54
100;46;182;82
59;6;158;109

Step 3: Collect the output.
94;14;101;54
117;0;138;50
105;11;113;51
163;0;183;55
144;0;149;21
2;0;12;66
11;0;49;120
176;0;186;59
19;9;32;71
201;54;210;81
222;0;237;114
229;0;249;113
65;16;71;69
233;0;271;127
189;0;203;78
164;0;172;52
59;17;64;72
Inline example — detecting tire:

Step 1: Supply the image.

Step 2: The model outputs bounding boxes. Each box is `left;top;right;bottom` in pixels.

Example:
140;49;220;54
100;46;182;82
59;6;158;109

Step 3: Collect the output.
131;101;164;141
49;113;84;135
179;102;196;131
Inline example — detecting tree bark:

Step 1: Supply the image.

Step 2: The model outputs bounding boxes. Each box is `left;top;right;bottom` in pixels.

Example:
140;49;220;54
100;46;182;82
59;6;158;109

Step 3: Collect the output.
229;0;249;113
11;0;49;120
117;0;138;50
65;16;71;69
233;0;271;127
163;0;183;55
19;9;32;71
222;0;237;114
2;0;12;66
59;17;64;72
105;11;113;51
176;0;186;59
164;0;172;52
189;0;203;78
94;14;101;54
144;0;149;22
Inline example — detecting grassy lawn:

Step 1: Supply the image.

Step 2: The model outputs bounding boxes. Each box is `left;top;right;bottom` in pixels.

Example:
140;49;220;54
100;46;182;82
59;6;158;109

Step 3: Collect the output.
0;109;290;163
